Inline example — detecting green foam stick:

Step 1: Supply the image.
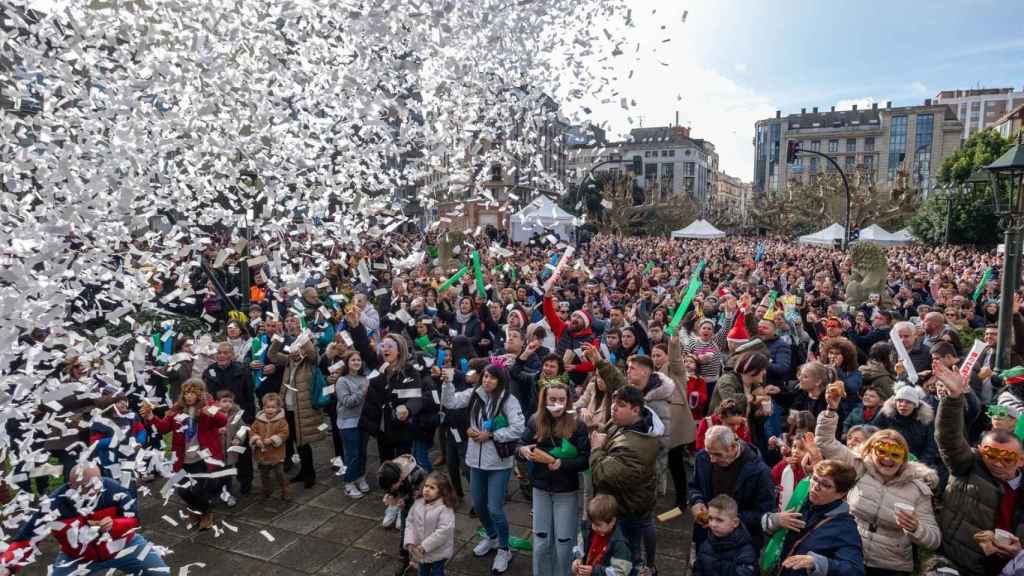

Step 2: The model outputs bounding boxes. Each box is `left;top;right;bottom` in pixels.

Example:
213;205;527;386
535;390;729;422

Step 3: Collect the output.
1016;415;1024;444
472;250;486;298
973;267;992;302
437;266;468;293
666;261;705;336
760;477;810;574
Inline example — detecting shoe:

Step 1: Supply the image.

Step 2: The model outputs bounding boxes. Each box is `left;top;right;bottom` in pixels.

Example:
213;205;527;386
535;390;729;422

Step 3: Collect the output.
199;512;214;531
303;477;316;489
356;477;370;493
289;474;305;484
331;456;344;469
239;484;251;496
224;494;237;508
382;505;401;528
492;548;512;573
473;537;495;557
344;483;364;499
187;512;202;530
469;507;477;518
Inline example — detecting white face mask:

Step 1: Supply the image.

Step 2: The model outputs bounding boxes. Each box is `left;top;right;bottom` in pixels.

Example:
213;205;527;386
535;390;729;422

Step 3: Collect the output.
545;403;565;416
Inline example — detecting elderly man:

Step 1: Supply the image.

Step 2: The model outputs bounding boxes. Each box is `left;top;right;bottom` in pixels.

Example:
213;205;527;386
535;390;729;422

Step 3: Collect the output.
689;425;775;553
204;341;255;496
922;311;953;349
934;361;1024;576
891;320;932;378
1;463;168;575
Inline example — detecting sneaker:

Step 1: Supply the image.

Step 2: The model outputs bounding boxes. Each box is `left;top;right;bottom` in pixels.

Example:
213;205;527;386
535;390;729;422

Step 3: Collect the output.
224;494;237;508
492;548;512;573
356;477;370;493
344;483;364;499
382;505;401;528
199;512;214;531
331;456;343;469
473;537;496;557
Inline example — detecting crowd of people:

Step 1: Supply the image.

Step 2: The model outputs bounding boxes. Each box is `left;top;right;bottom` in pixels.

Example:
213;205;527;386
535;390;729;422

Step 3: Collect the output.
3;230;1024;576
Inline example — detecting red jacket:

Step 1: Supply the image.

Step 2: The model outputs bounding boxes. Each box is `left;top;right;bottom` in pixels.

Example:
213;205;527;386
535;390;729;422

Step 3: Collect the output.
543;296;599;375
687;376;709;421
2;478;139;570
694;414;751;451
150;398;228;471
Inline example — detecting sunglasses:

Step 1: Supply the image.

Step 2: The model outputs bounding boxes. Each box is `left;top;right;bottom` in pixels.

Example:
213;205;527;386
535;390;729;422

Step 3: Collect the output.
981;445;1020;466
379;340;398;352
872;442;907;463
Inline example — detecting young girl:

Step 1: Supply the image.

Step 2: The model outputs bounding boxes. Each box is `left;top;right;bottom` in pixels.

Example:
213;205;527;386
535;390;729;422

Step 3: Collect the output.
684;354;709;422
249;392;290;499
141;378;227;530
519;381;590;576
694;399;751;451
404;472;457;576
337;350;370;498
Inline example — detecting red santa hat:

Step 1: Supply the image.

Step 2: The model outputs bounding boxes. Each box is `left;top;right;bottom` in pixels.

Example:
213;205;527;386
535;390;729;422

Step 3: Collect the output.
507;308;528;328
571;309;591;329
726;309;749;344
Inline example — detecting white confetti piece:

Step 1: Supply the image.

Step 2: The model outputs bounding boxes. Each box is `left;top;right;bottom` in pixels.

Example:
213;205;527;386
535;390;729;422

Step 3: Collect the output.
260;530;276;542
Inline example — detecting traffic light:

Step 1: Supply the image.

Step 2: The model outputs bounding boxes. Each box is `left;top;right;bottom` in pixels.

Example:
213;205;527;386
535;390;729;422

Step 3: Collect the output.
786;141;800;164
632;156;642;173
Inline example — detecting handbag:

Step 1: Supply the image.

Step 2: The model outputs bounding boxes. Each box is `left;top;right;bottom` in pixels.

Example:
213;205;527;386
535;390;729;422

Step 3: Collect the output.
310;366;332;410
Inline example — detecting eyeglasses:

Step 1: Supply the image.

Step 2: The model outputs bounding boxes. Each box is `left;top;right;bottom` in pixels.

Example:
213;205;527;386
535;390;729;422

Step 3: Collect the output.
810;475;836;491
981;445;1020;466
872;441;907;463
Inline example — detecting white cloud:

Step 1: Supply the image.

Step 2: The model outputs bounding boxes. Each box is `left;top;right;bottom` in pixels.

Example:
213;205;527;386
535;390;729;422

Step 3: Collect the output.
835;97;879;111
734;62;748;74
909;81;928;96
560;2;771;181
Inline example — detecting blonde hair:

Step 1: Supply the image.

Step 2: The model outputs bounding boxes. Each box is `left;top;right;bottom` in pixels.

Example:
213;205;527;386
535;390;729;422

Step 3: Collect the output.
535;381;577;442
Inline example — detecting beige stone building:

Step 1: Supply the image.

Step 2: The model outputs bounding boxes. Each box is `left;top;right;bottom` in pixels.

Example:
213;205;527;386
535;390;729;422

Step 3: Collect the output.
935;87;1024;140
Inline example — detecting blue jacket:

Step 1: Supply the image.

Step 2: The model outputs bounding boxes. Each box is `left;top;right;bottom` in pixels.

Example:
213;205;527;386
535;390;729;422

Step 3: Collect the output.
689;442;776;551
778;500;864;576
764;336;792;387
694;522;756;576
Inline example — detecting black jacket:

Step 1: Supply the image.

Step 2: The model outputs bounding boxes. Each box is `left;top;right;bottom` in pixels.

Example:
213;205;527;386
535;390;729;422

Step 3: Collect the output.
519;416;590;493
694;523;756;576
203;361;256;424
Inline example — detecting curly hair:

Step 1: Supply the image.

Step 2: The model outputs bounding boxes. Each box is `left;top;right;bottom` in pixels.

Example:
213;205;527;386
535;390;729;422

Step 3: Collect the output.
821;337;859;373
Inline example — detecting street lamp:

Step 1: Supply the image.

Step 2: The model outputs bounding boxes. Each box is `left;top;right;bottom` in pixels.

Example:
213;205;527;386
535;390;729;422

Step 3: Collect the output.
986;132;1024;370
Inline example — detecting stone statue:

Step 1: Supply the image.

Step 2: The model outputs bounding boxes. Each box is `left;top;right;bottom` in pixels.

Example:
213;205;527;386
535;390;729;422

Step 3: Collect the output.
845;242;890;308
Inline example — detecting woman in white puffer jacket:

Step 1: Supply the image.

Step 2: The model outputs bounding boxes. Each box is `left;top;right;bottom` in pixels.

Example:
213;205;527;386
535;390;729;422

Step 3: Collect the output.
815;391;941;576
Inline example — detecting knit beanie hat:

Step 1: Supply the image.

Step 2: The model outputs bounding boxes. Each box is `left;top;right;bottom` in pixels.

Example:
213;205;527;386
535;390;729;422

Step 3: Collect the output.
507;308;528;328
894;386;921;406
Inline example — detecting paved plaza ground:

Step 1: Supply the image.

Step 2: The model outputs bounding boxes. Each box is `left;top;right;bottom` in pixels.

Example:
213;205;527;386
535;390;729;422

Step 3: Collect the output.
35;440;694;575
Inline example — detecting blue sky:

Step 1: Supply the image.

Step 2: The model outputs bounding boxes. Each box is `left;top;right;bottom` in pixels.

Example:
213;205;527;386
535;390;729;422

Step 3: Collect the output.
577;0;1024;181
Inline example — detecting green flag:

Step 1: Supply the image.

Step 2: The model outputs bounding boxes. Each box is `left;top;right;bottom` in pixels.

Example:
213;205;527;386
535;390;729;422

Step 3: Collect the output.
973;267;993;302
666;261;705;336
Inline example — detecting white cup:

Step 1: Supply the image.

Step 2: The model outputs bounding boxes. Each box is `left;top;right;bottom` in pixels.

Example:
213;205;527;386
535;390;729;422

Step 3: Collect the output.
994;528;1013;546
894;502;914;514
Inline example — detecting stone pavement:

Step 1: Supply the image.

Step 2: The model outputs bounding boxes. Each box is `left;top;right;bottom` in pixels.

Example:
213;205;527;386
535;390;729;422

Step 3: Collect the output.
36;440;693;575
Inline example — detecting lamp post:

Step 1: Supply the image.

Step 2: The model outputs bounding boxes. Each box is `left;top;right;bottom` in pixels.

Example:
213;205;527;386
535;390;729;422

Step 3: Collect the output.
987;132;1024;370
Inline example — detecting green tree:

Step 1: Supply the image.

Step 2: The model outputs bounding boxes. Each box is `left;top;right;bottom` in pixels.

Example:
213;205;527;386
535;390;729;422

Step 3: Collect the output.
910;129;1012;246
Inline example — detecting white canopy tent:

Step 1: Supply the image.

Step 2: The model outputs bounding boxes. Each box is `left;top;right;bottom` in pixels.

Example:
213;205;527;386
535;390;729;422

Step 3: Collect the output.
798;223;846;246
670;219;726;239
892;228;916;244
855;224;909;246
510;196;578;243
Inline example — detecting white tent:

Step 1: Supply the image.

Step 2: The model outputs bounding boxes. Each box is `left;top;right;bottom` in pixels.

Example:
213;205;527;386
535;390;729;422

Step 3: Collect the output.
892;228;916;244
670;219;726;239
510;196;578;243
855;224;908;245
798;223;846;246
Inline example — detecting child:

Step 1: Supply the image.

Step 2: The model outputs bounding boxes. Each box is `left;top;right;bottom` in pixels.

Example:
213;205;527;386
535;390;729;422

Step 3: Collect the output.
403;472;457;576
90;390;148;483
694;494;756;576
380;454;427;574
249;392;289;499
141;378;227;530
216;390;246;507
684;354;709;422
337;350;370;499
572;494;632;576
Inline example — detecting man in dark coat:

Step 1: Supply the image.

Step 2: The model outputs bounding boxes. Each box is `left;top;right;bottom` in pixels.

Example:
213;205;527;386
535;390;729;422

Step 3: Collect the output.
204;342;256;493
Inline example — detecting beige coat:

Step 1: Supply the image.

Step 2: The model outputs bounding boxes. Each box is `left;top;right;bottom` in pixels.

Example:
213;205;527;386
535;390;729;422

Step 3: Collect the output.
661;336;696;447
403;497;455;563
815;410;941;573
269;338;324;447
574;378;610;432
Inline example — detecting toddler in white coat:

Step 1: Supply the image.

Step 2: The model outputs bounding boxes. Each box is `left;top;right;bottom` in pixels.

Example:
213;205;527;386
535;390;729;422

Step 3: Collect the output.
404;472;457;576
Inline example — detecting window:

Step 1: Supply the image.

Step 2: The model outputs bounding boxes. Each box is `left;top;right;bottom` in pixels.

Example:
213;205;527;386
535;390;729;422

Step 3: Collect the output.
864;137;875;152
846;139;856;153
863;155;874;170
668;150;675;157
811;140;821;152
809;157;818;173
845;156;855;170
828;140;839;153
661;150;668;157
887;116;908;181
684;162;696;176
644;151;651;158
971;101;981;112
914;114;934;194
660;162;674;198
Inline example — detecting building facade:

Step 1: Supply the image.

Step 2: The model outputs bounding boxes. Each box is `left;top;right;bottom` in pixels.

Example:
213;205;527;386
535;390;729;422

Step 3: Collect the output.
714;171;752;224
566;125;720;210
753;100;963;199
994;103;1024;141
935;87;1024;140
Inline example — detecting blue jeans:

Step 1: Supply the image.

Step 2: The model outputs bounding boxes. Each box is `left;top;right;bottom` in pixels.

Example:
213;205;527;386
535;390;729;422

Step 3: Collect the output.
469;467;512;549
418;560;447;576
341;428;367;483
50;534;167;575
532;489;578;576
413;438;434;473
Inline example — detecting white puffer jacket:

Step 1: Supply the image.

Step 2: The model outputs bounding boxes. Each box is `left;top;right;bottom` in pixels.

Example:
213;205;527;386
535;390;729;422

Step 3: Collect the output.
815;410;941;573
